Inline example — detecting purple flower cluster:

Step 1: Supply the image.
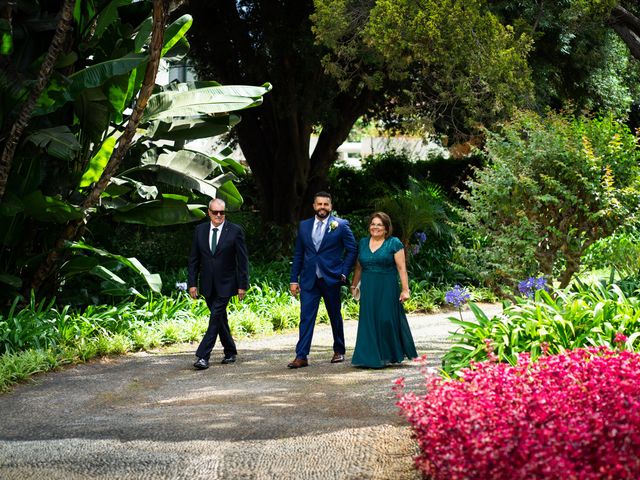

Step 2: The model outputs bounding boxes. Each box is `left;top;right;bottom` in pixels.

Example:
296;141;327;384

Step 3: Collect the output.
396;347;640;479
410;232;427;255
518;276;548;298
445;284;470;308
175;282;188;292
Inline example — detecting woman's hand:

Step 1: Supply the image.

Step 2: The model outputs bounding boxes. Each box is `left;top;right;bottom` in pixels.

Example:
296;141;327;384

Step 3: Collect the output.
399;289;410;303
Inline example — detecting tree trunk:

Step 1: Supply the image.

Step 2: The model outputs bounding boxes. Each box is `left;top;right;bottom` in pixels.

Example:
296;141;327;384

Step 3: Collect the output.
558;254;581;289
0;0;75;201
237;87;374;225
608;4;640;60
27;0;168;295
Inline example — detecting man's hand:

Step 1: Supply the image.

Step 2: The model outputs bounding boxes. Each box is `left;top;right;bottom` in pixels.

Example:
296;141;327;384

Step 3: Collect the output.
188;286;198;300
238;289;246;301
290;283;300;297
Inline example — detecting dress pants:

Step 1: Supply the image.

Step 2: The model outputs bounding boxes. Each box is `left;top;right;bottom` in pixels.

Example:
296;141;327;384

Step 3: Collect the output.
195;295;236;361
296;277;345;359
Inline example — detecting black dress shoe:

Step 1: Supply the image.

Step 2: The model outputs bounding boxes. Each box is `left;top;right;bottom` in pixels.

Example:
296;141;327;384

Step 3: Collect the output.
193;358;209;370
221;354;236;364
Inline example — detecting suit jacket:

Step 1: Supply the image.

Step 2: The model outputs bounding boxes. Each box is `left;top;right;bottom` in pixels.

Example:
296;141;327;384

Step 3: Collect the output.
188;220;249;298
289;215;357;291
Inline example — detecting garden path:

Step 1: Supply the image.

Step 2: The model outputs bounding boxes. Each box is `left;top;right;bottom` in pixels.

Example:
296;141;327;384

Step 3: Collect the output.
0;303;502;480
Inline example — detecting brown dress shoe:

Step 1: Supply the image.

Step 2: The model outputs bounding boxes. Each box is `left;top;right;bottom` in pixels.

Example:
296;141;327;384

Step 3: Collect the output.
331;353;345;363
287;358;309;369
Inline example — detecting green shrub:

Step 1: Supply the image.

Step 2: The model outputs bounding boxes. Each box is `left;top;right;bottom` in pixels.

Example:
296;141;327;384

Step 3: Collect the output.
442;281;640;375
458;111;640;290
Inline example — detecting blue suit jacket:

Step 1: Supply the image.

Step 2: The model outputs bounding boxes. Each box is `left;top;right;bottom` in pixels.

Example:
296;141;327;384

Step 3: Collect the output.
289;215;358;291
188;221;249;298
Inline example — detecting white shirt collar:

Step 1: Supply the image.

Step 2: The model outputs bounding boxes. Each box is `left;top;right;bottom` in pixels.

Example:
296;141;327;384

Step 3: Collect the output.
211;221;224;231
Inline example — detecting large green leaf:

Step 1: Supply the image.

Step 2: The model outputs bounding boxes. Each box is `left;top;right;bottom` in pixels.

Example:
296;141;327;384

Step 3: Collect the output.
67;53;147;98
59;256;101;277
74;87;112;143
25;126;81;160
94;0;134;41
111;196;206;226
215;180;244;208
161;14;192;57
144;114;240;141
66;241;162;293
107;176;158;200
21;191;83;223
134;16;153;53
79;136;117;187
0;273;21;289
119;148;241;205
141;83;273;122
216;155;245;176
0;18;13;55
162;36;190;62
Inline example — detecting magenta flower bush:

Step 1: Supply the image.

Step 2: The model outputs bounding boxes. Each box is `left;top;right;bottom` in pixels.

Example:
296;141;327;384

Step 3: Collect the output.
396;348;640;479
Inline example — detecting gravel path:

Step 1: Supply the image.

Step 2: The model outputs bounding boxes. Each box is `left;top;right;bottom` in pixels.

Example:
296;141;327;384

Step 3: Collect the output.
0;303;502;480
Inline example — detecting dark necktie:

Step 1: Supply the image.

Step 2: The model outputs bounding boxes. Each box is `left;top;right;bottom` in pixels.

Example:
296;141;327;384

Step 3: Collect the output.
211;227;218;254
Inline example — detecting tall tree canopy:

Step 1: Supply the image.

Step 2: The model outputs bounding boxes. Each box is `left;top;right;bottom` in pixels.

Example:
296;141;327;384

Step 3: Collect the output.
179;0;532;224
490;1;640;118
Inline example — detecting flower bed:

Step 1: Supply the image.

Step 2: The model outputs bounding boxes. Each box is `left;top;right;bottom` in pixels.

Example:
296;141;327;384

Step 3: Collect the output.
396;348;640;479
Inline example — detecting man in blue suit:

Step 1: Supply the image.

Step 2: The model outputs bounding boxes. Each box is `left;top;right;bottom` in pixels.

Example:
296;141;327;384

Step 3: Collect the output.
288;191;358;368
188;198;249;370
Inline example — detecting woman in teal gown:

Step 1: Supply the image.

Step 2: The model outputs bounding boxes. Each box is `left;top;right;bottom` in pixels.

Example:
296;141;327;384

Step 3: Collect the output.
350;212;418;368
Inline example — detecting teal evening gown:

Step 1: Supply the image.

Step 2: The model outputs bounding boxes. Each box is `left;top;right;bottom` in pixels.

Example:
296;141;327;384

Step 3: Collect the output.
351;236;418;368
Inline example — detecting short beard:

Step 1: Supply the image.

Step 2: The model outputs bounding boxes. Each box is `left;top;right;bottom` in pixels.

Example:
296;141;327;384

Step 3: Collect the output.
314;209;329;219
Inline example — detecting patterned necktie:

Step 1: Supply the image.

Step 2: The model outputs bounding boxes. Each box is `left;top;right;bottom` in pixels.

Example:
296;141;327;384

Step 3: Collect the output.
313;221;324;250
211;227;218;254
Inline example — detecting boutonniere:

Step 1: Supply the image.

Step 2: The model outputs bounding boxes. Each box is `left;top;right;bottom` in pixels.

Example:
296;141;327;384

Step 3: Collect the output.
328;220;339;232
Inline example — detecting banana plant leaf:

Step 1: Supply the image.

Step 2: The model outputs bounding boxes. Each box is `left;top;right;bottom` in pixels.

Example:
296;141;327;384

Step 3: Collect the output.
162;36;190;62
25;126;81;160
161;14;192;57
216;155;245;176
106;176;159;200
144;114;240;141
59;256;101;277
0;273;21;289
75;87;112;143
93;0;134;41
1;18;13;55
79;136;117;187
67;53;147;98
110;196;206;226
121;148;243;207
215;179;244;207
66;241;162;293
141;83;273;122
21;190;83;223
134;16;153;53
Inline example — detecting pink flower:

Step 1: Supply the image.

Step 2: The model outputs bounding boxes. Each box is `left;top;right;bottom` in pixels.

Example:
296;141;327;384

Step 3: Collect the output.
396;347;640;479
614;332;628;345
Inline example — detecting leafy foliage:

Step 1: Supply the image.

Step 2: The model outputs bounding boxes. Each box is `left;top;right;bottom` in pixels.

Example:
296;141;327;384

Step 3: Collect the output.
442;281;640;375
490;0;640;119
314;0;534;138
0;0;271;304
458;110;640;289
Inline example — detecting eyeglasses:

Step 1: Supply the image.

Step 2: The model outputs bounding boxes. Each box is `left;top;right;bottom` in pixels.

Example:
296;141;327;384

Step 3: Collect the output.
209;210;225;216
370;223;384;228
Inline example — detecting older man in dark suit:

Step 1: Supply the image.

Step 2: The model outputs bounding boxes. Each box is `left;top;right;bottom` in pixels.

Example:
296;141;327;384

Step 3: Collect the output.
188;198;249;370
